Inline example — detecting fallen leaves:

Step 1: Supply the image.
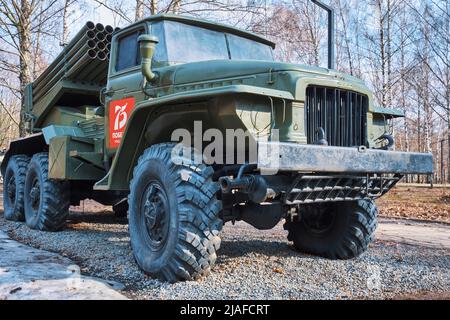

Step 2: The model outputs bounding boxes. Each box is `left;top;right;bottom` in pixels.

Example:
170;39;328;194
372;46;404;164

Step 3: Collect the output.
377;186;450;223
273;267;284;274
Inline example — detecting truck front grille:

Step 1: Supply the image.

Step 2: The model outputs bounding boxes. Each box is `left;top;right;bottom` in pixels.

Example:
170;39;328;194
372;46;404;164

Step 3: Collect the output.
306;86;368;147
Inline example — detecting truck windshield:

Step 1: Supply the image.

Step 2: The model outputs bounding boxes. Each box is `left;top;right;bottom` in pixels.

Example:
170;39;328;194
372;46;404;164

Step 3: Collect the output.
154;21;274;65
227;33;274;61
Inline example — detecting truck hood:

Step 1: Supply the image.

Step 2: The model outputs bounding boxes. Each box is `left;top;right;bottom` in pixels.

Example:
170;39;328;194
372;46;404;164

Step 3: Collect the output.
171;60;364;86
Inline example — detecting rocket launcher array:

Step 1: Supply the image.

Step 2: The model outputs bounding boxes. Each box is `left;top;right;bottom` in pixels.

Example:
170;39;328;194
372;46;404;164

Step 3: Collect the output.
31;22;118;105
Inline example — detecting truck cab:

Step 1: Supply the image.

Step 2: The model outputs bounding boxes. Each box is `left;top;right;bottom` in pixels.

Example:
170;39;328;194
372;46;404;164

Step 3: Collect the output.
104;15;276;155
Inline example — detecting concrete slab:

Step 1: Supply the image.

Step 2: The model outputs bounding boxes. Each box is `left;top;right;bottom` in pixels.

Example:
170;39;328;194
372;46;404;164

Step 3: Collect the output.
0;231;127;300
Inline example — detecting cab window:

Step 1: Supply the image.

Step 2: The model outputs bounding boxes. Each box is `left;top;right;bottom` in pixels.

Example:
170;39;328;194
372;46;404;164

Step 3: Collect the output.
116;29;144;72
150;22;169;68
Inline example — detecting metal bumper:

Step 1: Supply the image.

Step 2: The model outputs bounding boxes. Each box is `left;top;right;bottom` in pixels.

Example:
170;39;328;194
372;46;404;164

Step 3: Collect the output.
257;142;433;174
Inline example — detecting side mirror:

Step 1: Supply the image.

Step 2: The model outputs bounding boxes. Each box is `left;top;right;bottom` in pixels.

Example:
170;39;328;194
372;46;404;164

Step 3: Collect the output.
138;34;159;83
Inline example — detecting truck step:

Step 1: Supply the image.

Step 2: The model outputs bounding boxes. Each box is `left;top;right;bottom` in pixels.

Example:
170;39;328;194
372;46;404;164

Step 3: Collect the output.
94;173;110;191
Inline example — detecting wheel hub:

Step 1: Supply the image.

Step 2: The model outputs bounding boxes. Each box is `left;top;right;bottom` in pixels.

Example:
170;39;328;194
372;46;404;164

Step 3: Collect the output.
302;205;336;234
29;178;40;211
142;183;169;246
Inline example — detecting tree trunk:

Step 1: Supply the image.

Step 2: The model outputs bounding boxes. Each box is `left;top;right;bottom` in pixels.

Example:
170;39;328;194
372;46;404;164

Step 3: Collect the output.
150;0;158;15
337;0;353;75
18;0;33;137
422;5;432;155
377;0;387;108
446;1;450;183
62;0;70;44
172;0;181;14
386;0;392;108
135;0;144;21
33;1;44;78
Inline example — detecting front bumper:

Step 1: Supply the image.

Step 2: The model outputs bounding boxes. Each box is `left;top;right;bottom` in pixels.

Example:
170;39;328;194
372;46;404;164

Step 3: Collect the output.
257;142;433;174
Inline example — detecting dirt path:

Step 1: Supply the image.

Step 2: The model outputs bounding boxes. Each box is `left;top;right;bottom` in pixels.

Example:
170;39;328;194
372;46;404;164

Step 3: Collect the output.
0;231;127;300
377;218;450;249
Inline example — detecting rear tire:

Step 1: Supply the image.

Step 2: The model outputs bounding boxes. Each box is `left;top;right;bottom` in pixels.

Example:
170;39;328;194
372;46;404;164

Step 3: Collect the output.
285;200;378;259
129;143;223;282
3;155;30;221
24;153;70;231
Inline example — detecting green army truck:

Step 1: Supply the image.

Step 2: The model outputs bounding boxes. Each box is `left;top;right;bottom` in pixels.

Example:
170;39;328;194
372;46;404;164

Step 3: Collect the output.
1;12;432;282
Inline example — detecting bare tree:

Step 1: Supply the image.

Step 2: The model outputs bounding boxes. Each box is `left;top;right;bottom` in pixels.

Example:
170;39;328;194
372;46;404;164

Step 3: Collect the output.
0;0;34;136
150;0;158;14
0;0;69;136
172;0;181;14
92;0;133;24
62;0;74;44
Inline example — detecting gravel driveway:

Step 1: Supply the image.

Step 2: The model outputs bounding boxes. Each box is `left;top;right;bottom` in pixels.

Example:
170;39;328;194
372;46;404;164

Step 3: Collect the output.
0;207;448;300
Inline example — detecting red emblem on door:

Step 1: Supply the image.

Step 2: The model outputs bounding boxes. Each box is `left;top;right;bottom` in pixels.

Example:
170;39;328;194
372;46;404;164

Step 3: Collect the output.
109;97;135;149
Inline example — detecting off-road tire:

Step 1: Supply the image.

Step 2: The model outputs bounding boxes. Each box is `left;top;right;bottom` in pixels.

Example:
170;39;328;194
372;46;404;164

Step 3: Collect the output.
24;153;70;231
3;155;30;221
285;200;378;259
129;143;223;282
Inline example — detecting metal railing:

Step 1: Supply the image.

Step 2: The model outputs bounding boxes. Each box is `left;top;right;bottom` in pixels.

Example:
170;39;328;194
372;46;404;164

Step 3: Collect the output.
284;173;403;204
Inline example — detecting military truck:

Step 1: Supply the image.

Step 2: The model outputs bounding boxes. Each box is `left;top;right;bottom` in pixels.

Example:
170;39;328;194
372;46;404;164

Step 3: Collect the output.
1;12;432;282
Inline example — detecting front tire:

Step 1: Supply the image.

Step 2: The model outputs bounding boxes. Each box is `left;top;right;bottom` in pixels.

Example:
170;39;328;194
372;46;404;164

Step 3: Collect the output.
129;143;223;282
285;200;378;259
3;155;30;221
24;153;70;231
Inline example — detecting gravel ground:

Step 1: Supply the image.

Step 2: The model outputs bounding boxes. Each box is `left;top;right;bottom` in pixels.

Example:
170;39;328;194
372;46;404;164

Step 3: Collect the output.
0;207;449;300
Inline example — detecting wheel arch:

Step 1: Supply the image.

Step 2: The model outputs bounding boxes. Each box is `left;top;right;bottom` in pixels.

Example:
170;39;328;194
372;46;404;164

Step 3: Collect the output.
105;100;213;191
105;92;251;190
1;133;47;176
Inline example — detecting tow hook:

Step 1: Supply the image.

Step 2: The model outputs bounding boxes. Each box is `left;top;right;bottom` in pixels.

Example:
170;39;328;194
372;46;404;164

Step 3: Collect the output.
376;133;394;150
219;175;269;203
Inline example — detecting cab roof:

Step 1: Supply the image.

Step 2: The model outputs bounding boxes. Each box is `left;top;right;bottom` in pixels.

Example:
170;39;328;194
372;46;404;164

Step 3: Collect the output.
132;14;276;49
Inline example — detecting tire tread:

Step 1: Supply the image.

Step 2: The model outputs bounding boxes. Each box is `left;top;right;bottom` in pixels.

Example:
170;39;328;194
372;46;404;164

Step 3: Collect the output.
286;200;378;260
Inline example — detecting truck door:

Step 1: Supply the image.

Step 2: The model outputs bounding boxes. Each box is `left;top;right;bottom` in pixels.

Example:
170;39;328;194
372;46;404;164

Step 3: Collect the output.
104;24;148;155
